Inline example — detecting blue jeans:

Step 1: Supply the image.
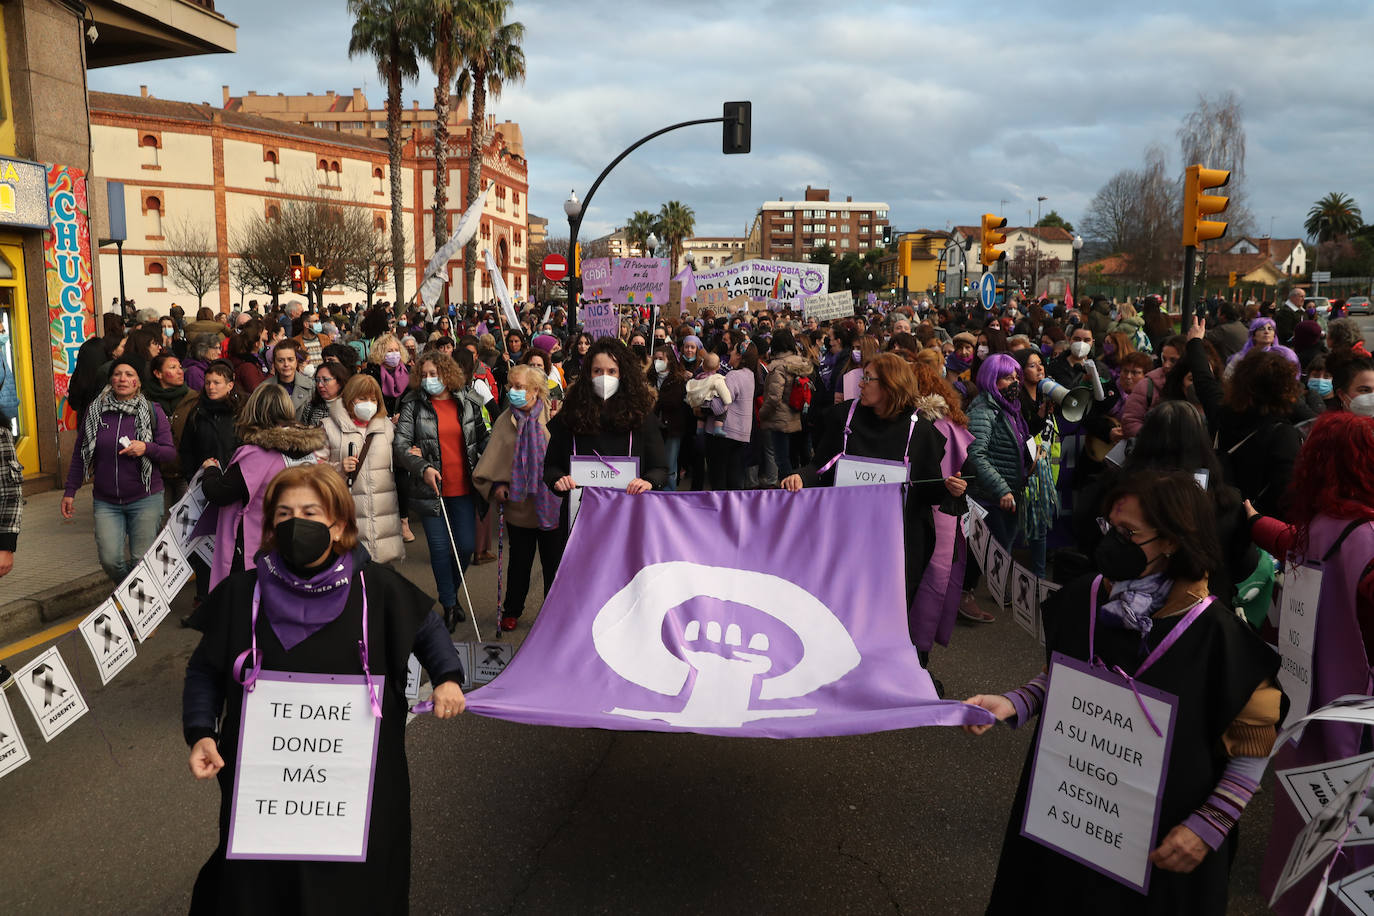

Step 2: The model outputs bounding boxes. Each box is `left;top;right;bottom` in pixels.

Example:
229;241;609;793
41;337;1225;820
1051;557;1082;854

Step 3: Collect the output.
419;493;476;608
662;436;682;491
769;429;795;480
92;491;163;583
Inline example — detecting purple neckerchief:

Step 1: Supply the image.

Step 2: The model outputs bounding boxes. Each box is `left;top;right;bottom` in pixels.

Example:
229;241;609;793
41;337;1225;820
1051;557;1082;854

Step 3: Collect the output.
510;401;561;530
1096;572;1173;638
254;551;355;651
1086;574;1215;736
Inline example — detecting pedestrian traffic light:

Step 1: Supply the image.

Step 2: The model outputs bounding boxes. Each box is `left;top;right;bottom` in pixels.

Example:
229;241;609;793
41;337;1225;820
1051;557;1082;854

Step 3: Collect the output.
882;226;892;246
980;214;1007;268
289;253;305;294
722;101;751;155
1182;164;1230;248
1228;271;1238;288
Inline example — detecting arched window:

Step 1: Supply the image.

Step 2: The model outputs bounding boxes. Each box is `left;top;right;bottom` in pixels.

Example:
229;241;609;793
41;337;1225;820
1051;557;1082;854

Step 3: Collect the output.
514;275;522;293
480;222;491;241
265;149;279;181
330;161;342;188
373;166;384;195
265;204;280;223
147;260;167;289
514;229;522;249
140;134;160;168
374;215;385;230
144;195;163;236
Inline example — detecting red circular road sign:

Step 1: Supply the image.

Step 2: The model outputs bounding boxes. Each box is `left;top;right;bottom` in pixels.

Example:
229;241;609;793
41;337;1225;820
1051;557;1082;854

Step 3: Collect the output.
542;253;569;282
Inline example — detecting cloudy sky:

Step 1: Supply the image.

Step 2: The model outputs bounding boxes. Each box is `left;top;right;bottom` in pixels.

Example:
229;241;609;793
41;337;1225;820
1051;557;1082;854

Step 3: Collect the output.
94;0;1370;243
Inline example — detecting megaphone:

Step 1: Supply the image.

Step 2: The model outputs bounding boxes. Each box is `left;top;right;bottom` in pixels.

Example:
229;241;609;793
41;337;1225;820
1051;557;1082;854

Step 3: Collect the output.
1083;360;1107;402
1039;378;1092;423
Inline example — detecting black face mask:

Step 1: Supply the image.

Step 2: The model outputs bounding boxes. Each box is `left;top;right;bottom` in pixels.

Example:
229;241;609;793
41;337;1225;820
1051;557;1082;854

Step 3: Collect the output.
550;351;565;364
631;344;648;358
1094;527;1158;582
1000;383;1021;401
275;518;334;572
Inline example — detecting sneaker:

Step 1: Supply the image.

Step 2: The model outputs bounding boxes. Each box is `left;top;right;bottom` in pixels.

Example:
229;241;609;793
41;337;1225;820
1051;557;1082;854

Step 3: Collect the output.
500;615;518;632
957;590;996;623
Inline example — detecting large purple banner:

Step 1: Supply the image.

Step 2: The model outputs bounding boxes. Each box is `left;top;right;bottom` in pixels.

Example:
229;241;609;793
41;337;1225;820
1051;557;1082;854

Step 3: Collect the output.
467;485;993;737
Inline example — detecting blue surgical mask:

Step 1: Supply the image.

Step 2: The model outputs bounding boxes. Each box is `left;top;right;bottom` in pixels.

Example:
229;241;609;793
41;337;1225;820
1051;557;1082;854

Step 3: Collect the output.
1308;377;1334;397
508;388;529;408
422;376;445;396
311;322;322;334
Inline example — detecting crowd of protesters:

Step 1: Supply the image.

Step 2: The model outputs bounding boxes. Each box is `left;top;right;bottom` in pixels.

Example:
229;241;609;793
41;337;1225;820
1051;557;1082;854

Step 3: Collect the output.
44;283;1374;913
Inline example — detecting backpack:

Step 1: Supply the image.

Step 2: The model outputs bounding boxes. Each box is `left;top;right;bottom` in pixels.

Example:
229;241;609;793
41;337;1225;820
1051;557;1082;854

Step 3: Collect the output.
787;374;813;412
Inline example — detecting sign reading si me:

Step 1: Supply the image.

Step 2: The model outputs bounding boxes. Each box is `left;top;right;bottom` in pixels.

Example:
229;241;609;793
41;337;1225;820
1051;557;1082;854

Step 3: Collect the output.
77;600;137;685
1022;654;1176;893
44;165;95;431
568;455;639;527
12;646;89;742
227;672;382;862
0;686;31;779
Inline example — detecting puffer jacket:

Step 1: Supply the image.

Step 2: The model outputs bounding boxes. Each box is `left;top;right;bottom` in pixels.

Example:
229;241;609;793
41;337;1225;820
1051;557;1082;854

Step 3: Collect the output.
758;353;814;433
1120;366;1168;438
965;390;1026;504
1111;314;1152;353
393;386;490;518
318;399;404;564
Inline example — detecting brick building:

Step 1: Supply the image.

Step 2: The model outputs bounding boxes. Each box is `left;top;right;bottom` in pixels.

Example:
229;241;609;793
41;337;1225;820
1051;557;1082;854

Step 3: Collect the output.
756;186;889;261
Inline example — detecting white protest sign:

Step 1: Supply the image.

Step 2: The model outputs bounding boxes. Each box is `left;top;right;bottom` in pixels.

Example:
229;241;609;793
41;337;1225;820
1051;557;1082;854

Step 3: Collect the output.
404;654;422;703
567;456;639;528
691;258;829;304
1277;562;1321;733
967;515;992;571
193;536;215;567
1022;654;1176;893
77;599;137;685
1010;563;1038;638
471;641;514;686
169;494;201;554
804;290;854;321
450;642;473;691
1275;696;1374;751
227;672;382;862
985;537;1012;609
1278;751;1374;846
12;646;88;742
1334;862;1374;916
114;562;173;642
0;687;31;779
1271;761;1374;906
148;526;193;600
833;457;905;487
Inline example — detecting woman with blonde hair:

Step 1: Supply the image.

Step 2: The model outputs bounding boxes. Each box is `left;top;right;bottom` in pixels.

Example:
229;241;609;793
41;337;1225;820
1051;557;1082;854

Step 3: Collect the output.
318;373;404;564
394;352;490;629
365;332;410;416
473;363;563;632
783;353;968;642
182;463;466;912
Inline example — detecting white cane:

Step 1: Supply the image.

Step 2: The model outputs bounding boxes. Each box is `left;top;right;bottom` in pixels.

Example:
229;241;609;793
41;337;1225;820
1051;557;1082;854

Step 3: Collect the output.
436;492;483;642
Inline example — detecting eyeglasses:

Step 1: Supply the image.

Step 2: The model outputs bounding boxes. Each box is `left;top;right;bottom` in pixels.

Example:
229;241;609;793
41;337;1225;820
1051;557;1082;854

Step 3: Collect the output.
1096;516;1158;545
860;375;879;383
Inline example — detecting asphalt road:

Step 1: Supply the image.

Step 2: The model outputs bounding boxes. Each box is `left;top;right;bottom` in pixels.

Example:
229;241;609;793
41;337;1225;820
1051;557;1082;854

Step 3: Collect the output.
1355;314;1374;349
0;534;1277;915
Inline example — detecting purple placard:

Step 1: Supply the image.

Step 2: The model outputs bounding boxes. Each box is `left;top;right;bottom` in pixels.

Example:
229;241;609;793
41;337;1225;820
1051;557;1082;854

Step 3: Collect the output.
580;257;612;298
226;670;384;863
1019;652;1178;894
579;300;619;341
611;257;670;306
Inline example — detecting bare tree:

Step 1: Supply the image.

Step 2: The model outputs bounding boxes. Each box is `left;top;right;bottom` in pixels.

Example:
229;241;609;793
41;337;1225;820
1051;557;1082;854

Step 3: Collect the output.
345;225;394;308
234;215;291;307
1177;90;1255;239
1125;144;1179;287
1080;169;1138;254
164;219;221;309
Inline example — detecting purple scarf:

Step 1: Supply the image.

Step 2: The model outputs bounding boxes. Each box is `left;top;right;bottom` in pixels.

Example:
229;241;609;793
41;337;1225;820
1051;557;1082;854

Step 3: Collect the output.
380;363;410;399
510;401;560;530
255;550;355;651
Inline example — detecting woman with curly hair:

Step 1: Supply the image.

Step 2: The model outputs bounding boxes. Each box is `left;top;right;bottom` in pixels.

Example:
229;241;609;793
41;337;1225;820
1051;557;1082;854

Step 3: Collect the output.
543;336;668;502
1246;412;1374;911
1213;350;1310;518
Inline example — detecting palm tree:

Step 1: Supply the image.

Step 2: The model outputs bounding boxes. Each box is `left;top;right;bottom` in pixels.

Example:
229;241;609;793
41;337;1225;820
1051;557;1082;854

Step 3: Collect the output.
656;200;695;270
421;0;489;252
455;0;526;302
1305;192;1363;242
624;210;658;257
349;0;423;306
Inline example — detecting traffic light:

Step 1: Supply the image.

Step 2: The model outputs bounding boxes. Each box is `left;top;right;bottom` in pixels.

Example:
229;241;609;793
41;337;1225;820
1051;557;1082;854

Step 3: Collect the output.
882;225;892;246
980;213;1007;268
305;266;324;285
1182;164;1230;248
289;253;305;294
938;281;946;294
1228;271;1238;288
722;101;751;154
574;243;582;277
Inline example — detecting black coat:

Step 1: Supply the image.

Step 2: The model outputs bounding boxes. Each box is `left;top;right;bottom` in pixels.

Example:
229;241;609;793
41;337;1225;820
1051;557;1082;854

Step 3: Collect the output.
543;409;669;492
393;388;490;517
178;395;239;473
651;373;691;439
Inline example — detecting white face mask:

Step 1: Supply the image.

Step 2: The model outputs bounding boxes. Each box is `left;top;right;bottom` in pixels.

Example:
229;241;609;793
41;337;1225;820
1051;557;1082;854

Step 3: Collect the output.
976;345;989;359
592;375;620;401
1070;340;1092;358
300;362;317;377
1349;393;1374;417
653;358;667;374
353;400;378;422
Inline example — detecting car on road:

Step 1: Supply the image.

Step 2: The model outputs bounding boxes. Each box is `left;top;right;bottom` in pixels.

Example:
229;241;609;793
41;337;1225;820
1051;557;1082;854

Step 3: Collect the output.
1348;296;1373;316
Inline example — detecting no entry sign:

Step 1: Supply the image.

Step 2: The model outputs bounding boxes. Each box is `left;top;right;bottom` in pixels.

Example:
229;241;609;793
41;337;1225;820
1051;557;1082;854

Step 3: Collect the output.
542;253;569;282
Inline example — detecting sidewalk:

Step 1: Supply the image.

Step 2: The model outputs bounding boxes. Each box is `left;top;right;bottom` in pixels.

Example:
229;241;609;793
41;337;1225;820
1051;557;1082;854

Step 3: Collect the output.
0;488;113;643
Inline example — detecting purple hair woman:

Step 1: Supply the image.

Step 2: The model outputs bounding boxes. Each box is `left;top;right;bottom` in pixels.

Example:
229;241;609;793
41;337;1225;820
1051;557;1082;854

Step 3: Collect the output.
1226;317;1300;373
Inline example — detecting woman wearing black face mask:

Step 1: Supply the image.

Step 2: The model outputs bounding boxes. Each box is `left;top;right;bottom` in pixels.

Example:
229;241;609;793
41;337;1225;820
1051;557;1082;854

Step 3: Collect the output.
964;471;1279;915
182;463;466;913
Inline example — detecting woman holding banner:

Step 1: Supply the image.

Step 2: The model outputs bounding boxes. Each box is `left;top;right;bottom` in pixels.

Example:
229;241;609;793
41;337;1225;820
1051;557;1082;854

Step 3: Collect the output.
964;471;1279;915
781;354;965;645
544;337;667;500
183;463;466;914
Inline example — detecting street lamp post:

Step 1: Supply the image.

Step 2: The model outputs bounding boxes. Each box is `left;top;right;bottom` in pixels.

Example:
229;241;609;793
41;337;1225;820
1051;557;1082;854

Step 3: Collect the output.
1033;195;1047;296
1072;234;1083;304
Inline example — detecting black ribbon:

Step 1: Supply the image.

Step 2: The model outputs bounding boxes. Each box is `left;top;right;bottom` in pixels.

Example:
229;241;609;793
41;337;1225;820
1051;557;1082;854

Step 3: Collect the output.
93;613;122;655
32;664;66;708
